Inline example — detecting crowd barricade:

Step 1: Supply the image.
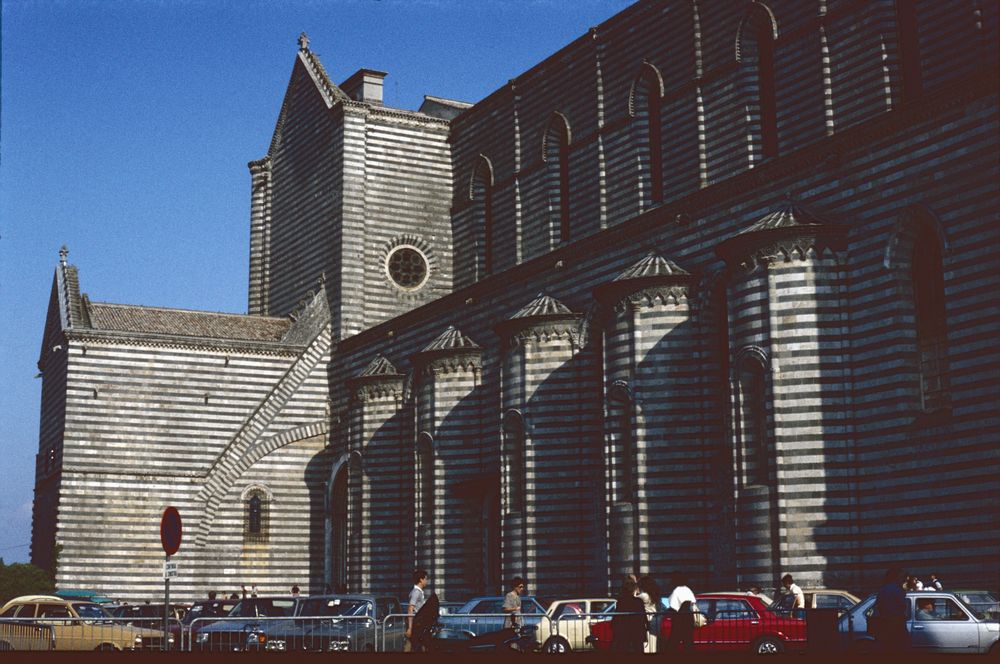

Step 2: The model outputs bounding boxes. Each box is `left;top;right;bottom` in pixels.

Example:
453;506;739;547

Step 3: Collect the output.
578;609;856;654
0;616;177;651
546;610;615;653
380;611;553;652
0;618;55;651
186;614;381;652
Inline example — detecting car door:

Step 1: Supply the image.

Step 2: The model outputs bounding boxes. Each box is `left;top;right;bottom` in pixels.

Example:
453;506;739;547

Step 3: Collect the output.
470;599;505;634
910;596;980;653
697;598;758;651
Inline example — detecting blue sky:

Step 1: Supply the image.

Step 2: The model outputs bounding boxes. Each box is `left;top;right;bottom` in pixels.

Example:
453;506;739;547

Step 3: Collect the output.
0;0;632;565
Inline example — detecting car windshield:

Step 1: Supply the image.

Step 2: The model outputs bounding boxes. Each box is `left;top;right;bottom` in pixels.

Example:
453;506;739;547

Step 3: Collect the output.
954;593;996;620
228;598;297;617
73;603;110;619
300;598;371;617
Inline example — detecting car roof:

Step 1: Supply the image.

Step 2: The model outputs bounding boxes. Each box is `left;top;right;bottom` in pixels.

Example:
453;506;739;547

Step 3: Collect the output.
549;598;615;604
4;595;66;604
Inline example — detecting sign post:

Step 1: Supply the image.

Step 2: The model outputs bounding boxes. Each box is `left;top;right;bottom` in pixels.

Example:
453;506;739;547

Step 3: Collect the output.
160;507;182;651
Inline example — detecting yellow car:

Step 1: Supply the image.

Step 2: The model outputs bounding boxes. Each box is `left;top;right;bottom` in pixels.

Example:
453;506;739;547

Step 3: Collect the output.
0;595;171;651
538;598;617;653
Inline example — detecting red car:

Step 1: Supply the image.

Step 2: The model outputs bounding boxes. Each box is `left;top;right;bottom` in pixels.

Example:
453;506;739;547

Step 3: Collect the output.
588;592;806;655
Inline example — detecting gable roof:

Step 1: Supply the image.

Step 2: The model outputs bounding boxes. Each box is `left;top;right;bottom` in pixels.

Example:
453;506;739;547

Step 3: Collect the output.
85;302;292;342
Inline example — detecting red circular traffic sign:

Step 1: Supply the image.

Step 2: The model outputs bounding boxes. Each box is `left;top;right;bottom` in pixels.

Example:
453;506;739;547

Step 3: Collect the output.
160;506;182;556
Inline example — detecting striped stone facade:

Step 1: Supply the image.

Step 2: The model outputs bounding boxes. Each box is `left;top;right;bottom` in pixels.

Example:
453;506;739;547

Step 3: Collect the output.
33;0;999;602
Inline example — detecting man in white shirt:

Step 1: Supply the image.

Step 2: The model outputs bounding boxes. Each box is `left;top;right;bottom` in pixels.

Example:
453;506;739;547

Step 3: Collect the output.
781;574;805;609
405;569;429;652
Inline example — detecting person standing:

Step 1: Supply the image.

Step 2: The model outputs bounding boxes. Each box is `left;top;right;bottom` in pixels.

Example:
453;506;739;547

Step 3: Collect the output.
612;578;647;653
638;576;662;654
503;577;526;628
873;567;909;653
405;569;429;652
781;574;805;610
663;572;697;653
291;585;300;597
929;573;943;591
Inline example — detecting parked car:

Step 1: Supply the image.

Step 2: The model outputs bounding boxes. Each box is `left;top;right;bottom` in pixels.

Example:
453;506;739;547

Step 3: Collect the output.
771;588;860;616
838;591;1000;654
181;598;239;648
436;595;547;648
253;594;403;652
193;596;302;651
588;592;807;654
950;590;1000;621
537;598;616;653
110;603;185;649
0;595;170;651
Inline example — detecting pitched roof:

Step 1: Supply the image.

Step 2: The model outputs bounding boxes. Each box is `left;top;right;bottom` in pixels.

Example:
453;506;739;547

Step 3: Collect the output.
357;354;400;377
740;199;831;235
614;252;689;281
510;293;573;319
85;302;292;342
420;325;481;353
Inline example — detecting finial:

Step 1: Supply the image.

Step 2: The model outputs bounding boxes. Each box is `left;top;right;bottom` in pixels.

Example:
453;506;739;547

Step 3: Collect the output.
298;32;310;52
59;245;69;266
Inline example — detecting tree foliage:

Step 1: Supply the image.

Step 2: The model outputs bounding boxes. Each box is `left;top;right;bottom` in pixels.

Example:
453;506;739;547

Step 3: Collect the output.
0;558;55;606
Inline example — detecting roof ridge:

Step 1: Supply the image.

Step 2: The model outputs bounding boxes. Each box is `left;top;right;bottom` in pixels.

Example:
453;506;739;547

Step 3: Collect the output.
88;301;287;320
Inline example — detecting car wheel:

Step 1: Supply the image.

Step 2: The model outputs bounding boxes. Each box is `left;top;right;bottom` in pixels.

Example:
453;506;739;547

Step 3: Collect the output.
752;636;784;655
0;641;13;651
543;636;571;654
95;643;117;651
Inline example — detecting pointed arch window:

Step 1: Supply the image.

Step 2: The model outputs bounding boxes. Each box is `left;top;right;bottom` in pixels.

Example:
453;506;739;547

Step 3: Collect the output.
416;433;435;527
470;156;495;277
608;380;636;504
737;3;779;160
630;63;663;207
735;351;771;487
502;410;525;515
243;486;271;543
543;113;571;245
911;224;949;412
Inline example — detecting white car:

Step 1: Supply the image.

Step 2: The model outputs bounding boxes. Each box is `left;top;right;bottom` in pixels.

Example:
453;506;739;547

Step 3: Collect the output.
538;598;616;653
839;591;1000;654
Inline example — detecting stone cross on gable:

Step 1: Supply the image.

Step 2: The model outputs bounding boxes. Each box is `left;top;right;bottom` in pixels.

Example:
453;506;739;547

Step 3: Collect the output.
298;32;310;52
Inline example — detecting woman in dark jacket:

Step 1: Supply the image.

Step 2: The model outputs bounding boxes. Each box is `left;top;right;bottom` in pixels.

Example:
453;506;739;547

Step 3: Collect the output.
611;578;648;653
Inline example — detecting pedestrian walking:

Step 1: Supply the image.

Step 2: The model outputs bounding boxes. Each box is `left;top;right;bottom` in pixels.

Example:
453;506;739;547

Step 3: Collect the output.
781;574;805;609
663;572;696;653
638;576;662;654
405;569;429;652
873;566;909;653
503;576;526;628
611;578;647;653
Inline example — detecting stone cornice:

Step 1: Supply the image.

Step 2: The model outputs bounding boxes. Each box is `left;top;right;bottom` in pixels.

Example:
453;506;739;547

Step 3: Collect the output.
717;225;848;272
347;376;406;404
415;352;483;377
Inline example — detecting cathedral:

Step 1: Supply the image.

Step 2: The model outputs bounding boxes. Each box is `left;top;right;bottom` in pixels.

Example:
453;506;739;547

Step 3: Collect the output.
33;0;1000;603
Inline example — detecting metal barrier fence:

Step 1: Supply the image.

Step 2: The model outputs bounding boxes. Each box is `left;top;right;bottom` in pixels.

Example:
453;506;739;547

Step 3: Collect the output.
557;608;846;655
0;616;176;651
186;614;381;652
381;611;556;653
0;607;847;653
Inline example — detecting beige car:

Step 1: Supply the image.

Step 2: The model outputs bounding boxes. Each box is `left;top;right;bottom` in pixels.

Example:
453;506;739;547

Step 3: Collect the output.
538;598;617;653
0;595;170;651
773;588;860;613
